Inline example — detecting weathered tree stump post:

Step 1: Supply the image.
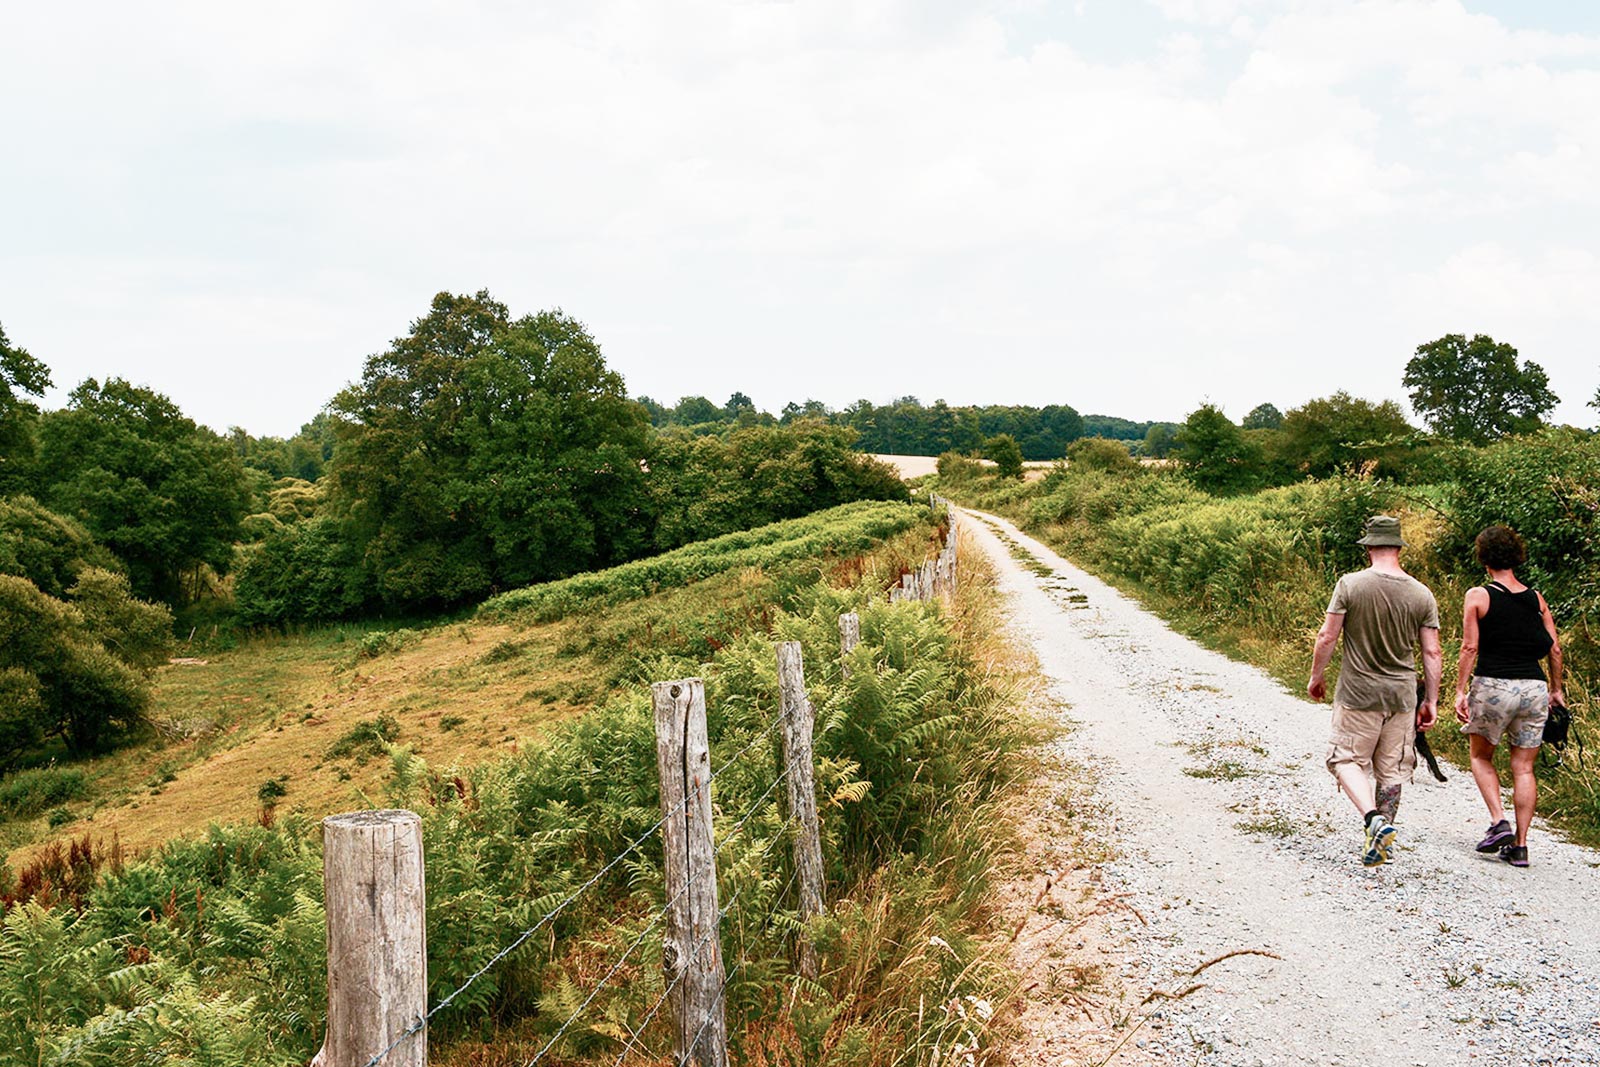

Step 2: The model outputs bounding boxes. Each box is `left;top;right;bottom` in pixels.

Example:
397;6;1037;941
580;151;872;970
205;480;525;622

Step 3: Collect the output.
652;679;728;1067
775;643;826;978
318;810;427;1067
838;612;860;680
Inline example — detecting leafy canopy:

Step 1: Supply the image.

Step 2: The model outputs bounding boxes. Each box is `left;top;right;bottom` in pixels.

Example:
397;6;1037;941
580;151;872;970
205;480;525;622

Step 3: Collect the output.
1403;333;1557;444
1275;391;1416;477
0;321;52;495
0;569;172;762
983;434;1024;480
1174;404;1262;494
325;290;653;614
0;322;50;408
37;378;250;606
1241;403;1283;430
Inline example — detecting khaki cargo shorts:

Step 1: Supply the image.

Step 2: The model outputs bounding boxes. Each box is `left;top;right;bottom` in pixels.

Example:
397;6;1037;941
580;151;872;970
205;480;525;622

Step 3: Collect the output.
1464;676;1549;749
1326;703;1416;785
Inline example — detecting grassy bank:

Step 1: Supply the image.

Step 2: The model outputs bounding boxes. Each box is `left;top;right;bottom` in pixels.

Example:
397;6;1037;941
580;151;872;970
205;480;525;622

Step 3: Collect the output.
934;447;1600;847
0;501;1043;1066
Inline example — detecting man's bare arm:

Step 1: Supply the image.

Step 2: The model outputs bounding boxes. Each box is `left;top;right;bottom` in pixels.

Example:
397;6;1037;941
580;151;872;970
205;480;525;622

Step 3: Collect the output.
1419;625;1442;731
1308;612;1344;702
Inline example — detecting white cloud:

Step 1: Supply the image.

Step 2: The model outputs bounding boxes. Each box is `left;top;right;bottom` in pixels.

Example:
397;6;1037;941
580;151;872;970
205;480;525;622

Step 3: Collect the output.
0;0;1598;432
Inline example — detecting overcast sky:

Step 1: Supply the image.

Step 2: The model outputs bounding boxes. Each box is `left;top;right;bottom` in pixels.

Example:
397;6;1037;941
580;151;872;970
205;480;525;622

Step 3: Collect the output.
3;0;1598;437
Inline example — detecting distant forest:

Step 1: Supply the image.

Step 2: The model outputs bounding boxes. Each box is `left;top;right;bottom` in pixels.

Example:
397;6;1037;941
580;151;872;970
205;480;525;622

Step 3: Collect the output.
636;394;1178;461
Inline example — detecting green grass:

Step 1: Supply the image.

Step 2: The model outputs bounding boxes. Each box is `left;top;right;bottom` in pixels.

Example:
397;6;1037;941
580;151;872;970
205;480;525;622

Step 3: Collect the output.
480;500;927;622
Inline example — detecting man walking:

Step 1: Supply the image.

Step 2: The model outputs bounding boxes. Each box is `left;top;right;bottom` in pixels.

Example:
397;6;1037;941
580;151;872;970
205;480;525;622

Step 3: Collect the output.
1308;515;1442;866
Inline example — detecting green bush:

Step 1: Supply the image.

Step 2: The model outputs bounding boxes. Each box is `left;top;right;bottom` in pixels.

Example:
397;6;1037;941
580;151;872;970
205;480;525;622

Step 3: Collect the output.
1066;436;1138;473
1444;430;1600;618
0;766;89;820
324;715;401;762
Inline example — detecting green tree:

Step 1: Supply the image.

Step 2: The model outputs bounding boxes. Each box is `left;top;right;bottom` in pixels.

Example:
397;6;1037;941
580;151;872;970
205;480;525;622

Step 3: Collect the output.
984;434;1024;480
672;395;720;426
1174;405;1262;494
1067;436;1138;473
1403;333;1557;444
1141;423;1176;458
327;291;653;614
1276;392;1416;477
37;379;250;606
1241;403;1284;430
0;322;52;495
0;570;171;760
0;496;122;598
723;392;756;420
0;322;50;411
646;423;905;550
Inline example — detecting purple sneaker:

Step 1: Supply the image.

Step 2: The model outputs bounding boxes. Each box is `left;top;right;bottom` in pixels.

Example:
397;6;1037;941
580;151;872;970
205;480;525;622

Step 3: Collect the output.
1476;820;1514;853
1500;844;1529;868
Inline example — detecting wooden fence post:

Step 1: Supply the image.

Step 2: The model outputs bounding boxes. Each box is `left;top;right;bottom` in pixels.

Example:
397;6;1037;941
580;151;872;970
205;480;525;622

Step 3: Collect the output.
775;643;826;979
838;612;860;680
318;810;427;1067
652;679;729;1067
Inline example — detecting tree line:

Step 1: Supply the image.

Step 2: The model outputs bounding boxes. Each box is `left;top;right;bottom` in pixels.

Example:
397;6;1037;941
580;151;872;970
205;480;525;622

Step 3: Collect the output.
1157;334;1574;494
638;393;1175;462
0;295;906;765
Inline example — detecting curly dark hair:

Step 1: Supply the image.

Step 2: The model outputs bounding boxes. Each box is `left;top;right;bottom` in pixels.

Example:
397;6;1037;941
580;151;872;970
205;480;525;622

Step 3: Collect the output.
1475;525;1527;571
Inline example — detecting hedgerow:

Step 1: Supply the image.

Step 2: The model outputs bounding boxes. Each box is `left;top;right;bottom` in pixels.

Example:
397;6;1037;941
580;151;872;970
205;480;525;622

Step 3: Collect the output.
479;500;925;622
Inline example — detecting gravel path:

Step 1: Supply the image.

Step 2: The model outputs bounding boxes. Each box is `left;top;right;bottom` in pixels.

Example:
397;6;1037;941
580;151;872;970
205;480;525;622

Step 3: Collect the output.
964;509;1600;1067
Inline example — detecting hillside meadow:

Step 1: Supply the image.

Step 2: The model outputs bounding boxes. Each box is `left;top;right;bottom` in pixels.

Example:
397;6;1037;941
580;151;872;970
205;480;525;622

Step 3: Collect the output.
0;499;1056;1067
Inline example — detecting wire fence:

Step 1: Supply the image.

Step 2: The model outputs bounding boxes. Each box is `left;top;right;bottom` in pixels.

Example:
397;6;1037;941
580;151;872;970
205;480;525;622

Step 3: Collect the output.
314;496;961;1067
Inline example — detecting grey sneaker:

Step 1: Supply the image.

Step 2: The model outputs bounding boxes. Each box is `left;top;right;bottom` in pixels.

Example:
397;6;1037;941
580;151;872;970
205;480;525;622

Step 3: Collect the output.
1476;820;1514;853
1363;817;1397;867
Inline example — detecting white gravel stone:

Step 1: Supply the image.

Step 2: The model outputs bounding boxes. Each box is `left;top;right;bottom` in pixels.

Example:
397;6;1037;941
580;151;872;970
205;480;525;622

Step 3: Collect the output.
964;509;1600;1067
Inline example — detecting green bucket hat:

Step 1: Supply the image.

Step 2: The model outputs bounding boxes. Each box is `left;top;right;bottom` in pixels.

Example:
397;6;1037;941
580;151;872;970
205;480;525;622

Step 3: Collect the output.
1357;515;1406;548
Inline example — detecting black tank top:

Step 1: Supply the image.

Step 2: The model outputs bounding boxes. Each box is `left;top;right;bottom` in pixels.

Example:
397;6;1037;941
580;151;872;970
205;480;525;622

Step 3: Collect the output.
1476;582;1552;680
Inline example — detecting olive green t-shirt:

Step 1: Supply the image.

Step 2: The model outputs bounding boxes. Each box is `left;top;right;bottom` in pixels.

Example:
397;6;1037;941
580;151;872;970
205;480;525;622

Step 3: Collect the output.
1327;569;1440;713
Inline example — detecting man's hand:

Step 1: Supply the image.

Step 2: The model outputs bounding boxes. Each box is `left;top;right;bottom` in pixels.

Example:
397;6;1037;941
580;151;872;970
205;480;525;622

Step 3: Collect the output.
1416;700;1438;732
1453;691;1471;725
1307;676;1326;702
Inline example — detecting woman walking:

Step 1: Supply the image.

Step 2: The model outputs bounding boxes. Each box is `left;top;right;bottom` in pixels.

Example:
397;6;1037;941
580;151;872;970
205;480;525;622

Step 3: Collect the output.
1453;525;1564;867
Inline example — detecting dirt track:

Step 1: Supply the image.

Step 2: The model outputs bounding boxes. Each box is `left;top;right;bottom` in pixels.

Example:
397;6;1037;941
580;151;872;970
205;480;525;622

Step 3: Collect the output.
967;508;1600;1067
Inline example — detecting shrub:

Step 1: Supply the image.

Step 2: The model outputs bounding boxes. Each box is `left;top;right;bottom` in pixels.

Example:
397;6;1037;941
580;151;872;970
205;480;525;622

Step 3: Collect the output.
0;766;90;820
983;434;1024;480
1066;436;1138;473
256;777;289;806
324;715;401;761
935;451;986;482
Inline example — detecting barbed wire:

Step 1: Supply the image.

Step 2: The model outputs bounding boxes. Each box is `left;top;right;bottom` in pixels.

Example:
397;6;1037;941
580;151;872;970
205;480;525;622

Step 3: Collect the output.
673;861;807;1067
362;707;788;1067
523;883;687;1067
613;828;807;1067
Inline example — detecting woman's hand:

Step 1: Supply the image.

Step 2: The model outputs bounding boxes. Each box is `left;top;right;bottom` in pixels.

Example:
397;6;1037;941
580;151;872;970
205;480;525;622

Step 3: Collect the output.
1454;690;1471;725
1550;688;1565;708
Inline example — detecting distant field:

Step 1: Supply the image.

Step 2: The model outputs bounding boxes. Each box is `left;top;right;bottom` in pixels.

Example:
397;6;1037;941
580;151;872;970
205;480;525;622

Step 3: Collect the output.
872;453;1056;481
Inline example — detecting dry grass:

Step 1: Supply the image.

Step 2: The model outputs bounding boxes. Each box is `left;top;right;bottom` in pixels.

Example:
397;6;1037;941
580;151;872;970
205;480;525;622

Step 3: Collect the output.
7;616;609;865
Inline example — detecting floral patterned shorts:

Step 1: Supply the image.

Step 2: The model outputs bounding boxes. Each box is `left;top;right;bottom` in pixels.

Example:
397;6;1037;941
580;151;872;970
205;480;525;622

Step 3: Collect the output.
1465;676;1549;749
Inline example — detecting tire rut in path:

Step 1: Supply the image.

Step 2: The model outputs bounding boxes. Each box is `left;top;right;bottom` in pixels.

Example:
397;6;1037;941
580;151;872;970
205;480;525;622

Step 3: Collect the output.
965;508;1600;1067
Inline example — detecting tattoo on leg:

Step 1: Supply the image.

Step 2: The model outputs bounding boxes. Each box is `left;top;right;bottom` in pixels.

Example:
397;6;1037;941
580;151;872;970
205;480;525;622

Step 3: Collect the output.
1376;783;1402;824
